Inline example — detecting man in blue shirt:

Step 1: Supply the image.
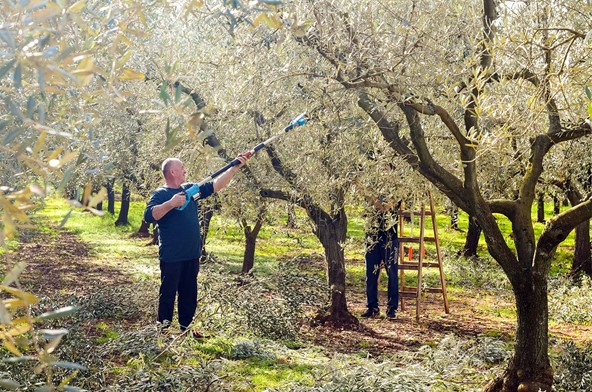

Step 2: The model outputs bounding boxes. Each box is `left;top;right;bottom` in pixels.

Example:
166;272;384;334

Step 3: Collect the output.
144;155;247;334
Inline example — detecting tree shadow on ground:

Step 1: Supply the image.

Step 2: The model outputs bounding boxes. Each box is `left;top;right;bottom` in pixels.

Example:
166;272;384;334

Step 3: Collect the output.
5;228;132;296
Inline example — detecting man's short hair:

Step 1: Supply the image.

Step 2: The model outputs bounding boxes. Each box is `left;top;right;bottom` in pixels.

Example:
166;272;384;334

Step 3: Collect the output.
162;158;180;178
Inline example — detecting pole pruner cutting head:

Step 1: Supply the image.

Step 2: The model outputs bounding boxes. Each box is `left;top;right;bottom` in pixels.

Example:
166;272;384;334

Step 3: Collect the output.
284;112;308;132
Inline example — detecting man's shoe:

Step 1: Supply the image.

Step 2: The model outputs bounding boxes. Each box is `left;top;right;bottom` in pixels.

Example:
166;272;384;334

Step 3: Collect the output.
386;307;397;319
158;320;172;336
361;308;380;318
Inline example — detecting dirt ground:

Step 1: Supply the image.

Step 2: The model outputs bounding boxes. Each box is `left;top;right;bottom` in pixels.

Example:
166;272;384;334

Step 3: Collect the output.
302;281;516;356
7;229;132;295
4;228;591;358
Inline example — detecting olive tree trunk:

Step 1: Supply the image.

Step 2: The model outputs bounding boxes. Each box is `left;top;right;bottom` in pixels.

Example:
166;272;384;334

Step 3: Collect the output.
459;216;481;257
312;207;353;324
115;183;130;226
537;193;545;223
572;220;592;277
484;264;553;391
106;178;115;215
261;188;357;326
559;179;592;278
241;207;265;274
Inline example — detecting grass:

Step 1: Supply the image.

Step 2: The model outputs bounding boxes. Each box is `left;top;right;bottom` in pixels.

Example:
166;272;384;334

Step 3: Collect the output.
227;358;316;390
95;322;120;344
0;237;18;256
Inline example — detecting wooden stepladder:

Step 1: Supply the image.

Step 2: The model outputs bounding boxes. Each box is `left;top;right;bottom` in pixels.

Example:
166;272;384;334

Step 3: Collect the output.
398;191;449;321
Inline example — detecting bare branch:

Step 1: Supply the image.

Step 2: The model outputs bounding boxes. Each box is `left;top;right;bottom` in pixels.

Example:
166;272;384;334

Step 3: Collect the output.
488;199;517;218
260;188;292;203
535;27;585;39
548;121;592;145
536;196;592;268
407;101;472;147
501;69;540;87
264;144;300;189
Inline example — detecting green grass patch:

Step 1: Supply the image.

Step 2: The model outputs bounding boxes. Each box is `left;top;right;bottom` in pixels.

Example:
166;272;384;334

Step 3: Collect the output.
193;336;234;358
227;357;316;391
95;322;120;344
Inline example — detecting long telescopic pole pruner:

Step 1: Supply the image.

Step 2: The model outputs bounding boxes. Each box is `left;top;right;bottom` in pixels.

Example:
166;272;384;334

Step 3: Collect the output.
177;113;307;210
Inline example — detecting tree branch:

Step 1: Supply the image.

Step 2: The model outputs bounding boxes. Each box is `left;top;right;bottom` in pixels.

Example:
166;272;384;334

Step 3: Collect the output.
260;188;292;203
521;120;591;208
536;196;592;272
488;199;517;218
264;144;299;189
398;104;470;212
548;121;592;145
501;69;540;87
407;101;472;147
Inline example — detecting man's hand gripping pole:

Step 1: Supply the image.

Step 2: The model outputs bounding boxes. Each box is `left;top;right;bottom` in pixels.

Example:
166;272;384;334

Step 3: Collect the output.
176;113;307;210
177;183;201;211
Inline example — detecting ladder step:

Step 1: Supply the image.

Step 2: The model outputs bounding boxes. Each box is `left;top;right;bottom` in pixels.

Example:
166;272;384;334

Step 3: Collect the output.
398;236;436;243
400;287;444;295
399;262;441;270
400;210;433;217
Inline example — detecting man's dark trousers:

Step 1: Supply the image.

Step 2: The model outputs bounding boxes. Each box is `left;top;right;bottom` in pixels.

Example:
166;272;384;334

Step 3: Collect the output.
158;259;200;330
365;232;399;310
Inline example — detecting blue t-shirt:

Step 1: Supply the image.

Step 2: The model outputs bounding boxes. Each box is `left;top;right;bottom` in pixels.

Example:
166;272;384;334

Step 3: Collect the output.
143;182;214;262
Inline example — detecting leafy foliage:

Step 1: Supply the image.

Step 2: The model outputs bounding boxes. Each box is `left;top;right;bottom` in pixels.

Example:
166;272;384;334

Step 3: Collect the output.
98;358;227;392
229;338;276;360
274;255;329;311
549;275;592;324
270;334;511;392
444;254;511;291
0;263;83;390
553;341;592;392
197;262;311;341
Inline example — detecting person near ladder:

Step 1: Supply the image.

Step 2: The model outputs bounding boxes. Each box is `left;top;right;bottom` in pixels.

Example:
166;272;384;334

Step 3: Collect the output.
361;195;401;319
